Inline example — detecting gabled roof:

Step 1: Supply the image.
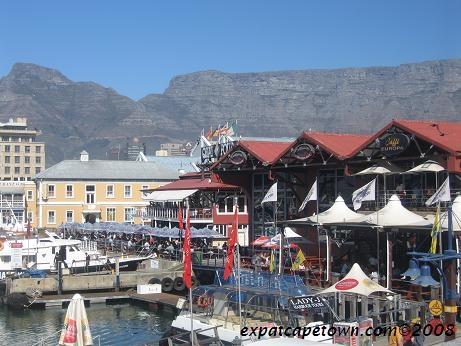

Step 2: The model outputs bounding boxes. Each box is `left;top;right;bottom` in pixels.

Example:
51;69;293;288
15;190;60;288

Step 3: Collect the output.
298;132;370;159
238;140;294;164
154;172;239;191
34;160;179;181
351;118;461;157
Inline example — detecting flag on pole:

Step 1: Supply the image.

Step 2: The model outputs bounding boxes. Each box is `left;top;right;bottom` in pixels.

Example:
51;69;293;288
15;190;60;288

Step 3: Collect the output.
183;209;192;289
291;249;306;270
352;178;376;210
224;202;239;280
261;182;278;204
178;206;183;231
425;177;451;206
298;179;317;212
269;250;275;273
430;205;440;253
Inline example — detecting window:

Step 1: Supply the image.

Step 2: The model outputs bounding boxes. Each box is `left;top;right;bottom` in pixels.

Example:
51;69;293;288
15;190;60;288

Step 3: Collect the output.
5;145;10;152
124;185;132;198
27;211;33;223
14;145;20;153
124;208;135;222
48;210;56;224
35;157;41;164
106;185;114;198
24;167;30;175
4;156;10;164
106;208;116;222
27;190;33;201
47;184;55;198
66;210;74;223
142;185;149;197
25;146;30;153
35;167;41;174
14;167;20;174
14;156;20;164
5;167;10;174
86;185;95;204
35;146;41;153
66;185;73;198
24;156;30;164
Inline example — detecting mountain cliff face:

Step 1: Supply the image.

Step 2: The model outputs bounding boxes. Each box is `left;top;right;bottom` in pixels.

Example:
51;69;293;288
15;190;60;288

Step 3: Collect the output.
1;60;460;166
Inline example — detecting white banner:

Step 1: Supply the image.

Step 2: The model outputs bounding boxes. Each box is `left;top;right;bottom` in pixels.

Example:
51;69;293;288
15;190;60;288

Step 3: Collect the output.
261;182;278;204
298;179;317;212
352;178;376;210
425;177;451;206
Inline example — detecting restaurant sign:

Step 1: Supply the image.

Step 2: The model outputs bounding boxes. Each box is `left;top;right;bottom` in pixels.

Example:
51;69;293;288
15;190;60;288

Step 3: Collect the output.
201;141;237;162
379;133;410;156
229;150;247;165
288;295;328;312
292;143;315;160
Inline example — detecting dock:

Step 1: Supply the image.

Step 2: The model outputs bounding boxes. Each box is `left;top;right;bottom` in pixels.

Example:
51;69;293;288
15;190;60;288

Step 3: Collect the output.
29;291;183;311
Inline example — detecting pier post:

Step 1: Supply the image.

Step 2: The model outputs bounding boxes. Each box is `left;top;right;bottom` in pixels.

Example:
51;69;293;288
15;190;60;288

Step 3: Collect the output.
58;261;62;295
115;258;120;291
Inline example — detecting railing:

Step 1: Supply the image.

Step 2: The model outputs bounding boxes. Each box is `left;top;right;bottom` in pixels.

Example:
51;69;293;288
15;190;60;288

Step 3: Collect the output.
146;207;213;221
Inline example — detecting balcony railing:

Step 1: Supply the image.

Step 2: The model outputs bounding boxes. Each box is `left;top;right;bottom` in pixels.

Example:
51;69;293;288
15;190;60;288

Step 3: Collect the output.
143;207;213;221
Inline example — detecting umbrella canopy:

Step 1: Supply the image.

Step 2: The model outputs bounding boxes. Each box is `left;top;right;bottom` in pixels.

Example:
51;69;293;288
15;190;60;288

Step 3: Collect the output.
262;242;298;249
354;161;403;176
316;263;394;296
440;195;461;231
283;227;304;238
405;160;445;174
348;194;432;228
250;236;270;246
59;293;93;346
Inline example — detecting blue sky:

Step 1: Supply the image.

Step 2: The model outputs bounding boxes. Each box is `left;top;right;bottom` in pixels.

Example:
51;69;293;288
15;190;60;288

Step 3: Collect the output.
1;1;460;100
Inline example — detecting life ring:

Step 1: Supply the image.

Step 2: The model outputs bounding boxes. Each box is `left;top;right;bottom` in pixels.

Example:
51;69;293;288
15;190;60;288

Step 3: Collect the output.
197;295;214;308
0;240;4;252
173;277;185;291
161;277;174;292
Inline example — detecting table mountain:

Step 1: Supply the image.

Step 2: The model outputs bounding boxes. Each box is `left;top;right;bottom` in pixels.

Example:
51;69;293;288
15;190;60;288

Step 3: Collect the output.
0;59;460;166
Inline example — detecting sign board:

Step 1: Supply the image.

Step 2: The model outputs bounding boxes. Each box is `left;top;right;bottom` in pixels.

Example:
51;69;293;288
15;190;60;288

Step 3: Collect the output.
11;242;23;269
333;318;373;346
201;141;237;162
288;295;328;313
428;299;443;316
379;133;410;157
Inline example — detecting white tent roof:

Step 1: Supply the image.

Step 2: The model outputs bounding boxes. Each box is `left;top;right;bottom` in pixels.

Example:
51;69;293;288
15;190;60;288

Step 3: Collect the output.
440;195;461;231
144;189;198;202
287;196;364;225
317;263;394;296
405;160;445;174
349;194;432;228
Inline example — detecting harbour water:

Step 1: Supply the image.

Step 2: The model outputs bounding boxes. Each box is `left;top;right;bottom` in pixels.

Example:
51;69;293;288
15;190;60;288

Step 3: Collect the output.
0;302;176;346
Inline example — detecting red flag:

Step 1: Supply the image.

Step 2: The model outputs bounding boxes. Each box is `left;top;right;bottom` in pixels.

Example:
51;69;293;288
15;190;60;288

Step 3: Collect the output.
224;204;238;280
178;207;183;231
183;209;192;289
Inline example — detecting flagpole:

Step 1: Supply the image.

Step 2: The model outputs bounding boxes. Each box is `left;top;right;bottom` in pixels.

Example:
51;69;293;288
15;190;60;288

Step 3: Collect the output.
277;200;283;275
185;199;194;346
234;196;242;334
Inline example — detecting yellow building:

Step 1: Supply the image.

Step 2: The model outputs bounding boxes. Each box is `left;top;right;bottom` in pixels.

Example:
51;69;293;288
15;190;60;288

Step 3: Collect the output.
33;151;179;229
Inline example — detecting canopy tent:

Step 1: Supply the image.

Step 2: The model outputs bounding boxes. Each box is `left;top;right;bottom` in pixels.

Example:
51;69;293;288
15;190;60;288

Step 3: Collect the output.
316;263;394;296
347;194;432;228
440;195;461;231
404;160;445;174
262;242;298;249
144;189;198;202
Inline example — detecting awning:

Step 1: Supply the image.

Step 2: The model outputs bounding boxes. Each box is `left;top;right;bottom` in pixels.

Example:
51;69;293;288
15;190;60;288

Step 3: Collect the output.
145;189;198;202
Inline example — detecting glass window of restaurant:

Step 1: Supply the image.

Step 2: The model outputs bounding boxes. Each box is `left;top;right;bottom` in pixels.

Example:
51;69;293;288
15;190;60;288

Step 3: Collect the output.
318;168;355;211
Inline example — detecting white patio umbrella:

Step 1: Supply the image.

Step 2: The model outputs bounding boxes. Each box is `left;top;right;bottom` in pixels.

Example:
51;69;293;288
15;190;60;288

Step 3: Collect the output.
405;160;445;174
59;293;93;346
440;195;461;232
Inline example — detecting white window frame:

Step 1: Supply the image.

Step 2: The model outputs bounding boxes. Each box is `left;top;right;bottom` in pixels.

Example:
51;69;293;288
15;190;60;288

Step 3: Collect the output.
124;207;135;223
86;185;95;204
47;184;55;198
106;208;116;222
66;210;74;223
142;185;149;198
66;184;74;198
47;210;56;224
106;184;115;198
27;190;33;201
124;185;132;198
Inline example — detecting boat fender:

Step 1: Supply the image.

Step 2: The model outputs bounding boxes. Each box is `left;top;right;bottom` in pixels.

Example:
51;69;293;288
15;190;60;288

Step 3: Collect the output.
148;278;161;285
0;239;4;252
161;277;174;292
173;277;185;291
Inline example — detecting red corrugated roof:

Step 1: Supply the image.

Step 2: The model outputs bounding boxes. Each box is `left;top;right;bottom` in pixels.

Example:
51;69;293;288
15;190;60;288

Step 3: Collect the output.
155;174;238;191
238;140;293;164
350;118;461;156
299;132;371;159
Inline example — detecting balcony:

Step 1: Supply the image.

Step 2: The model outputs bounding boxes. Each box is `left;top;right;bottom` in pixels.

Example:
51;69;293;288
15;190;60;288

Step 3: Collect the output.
145;207;213;222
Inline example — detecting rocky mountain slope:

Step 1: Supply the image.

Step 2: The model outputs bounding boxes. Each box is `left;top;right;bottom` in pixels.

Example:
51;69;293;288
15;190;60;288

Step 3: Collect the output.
0;59;460;166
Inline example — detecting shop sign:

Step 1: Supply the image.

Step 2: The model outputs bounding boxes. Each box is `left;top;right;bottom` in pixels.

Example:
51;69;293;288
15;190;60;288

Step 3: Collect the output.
201;141;237;161
335;278;359;290
229;150;247;165
428;299;443;316
379;133;410;156
292;143;315;160
11;242;22;269
288;295;327;312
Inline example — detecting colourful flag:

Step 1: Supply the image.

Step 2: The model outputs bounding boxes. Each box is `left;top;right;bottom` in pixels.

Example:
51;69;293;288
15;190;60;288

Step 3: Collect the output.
298;179;317;212
269;250;275;273
352;178;376;210
291;249;306;270
425;177;451;206
183;209;192;289
178;206;183;231
430;205;440;253
224;204;238;280
261;182;278;204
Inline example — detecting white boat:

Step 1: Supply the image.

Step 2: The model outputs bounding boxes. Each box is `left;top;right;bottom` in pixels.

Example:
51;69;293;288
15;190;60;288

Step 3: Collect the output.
0;230;151;278
170;269;334;345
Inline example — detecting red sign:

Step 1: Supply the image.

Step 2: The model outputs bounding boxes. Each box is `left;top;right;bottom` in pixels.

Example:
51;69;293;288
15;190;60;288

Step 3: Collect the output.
335;278;359;290
10;242;23;249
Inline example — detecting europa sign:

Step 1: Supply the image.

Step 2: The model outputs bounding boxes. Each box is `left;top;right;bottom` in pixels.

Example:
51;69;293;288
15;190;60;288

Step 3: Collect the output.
335;278;359;291
292;143;315;160
288;295;327;312
379;133;410;156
